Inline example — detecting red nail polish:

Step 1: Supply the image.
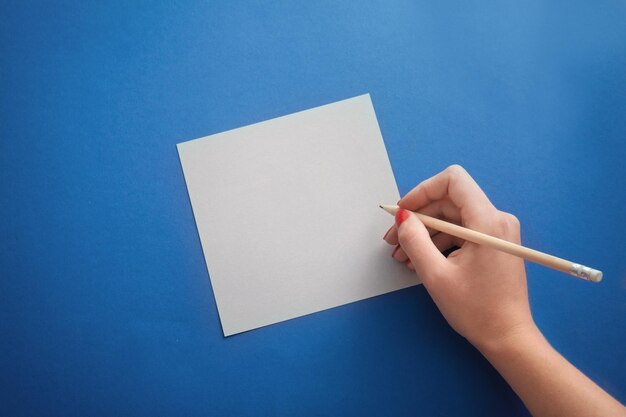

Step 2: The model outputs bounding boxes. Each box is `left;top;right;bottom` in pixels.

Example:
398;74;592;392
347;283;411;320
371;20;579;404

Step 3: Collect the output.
395;209;409;226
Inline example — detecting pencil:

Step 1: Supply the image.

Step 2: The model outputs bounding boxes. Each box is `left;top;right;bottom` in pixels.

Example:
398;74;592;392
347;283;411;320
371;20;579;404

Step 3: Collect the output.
379;205;602;283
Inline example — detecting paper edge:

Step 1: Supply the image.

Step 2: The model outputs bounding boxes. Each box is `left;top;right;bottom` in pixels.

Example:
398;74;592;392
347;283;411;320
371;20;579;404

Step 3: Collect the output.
176;93;372;147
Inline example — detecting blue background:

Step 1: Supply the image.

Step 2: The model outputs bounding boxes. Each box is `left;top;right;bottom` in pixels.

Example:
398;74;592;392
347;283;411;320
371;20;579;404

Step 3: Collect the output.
1;1;625;415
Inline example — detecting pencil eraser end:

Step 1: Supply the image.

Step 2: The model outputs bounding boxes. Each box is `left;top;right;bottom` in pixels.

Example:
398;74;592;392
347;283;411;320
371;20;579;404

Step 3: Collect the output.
590;270;603;283
570;264;603;283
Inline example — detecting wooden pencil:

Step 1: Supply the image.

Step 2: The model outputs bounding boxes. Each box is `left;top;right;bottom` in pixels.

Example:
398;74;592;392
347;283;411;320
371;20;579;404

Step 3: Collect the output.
379;204;602;283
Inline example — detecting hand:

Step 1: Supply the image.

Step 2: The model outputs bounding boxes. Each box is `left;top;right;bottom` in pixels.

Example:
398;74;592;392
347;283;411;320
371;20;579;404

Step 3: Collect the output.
384;165;626;416
384;165;535;350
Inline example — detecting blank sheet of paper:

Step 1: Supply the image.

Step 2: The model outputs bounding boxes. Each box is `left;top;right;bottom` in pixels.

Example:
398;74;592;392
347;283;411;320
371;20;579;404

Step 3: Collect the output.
177;94;418;336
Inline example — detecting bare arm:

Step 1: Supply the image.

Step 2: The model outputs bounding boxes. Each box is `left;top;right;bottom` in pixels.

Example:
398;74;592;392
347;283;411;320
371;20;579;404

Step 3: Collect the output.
478;324;623;417
383;165;625;417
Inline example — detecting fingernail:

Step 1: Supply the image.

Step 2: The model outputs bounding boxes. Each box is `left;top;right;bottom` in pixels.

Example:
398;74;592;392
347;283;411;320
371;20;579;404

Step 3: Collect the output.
395;209;410;226
392;245;400;258
383;228;391;240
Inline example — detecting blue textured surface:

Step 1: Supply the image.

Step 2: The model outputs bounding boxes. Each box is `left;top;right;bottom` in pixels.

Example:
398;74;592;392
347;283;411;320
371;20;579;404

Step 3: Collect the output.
1;1;625;416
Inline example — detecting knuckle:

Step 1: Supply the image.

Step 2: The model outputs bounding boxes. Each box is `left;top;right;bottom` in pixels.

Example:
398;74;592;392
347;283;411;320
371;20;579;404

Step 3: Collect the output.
501;212;520;227
445;165;472;185
496;212;521;239
445;164;466;176
507;213;520;228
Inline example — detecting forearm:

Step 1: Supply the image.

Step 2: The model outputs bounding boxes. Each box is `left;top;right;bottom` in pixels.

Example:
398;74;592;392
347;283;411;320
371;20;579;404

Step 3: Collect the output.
477;325;625;417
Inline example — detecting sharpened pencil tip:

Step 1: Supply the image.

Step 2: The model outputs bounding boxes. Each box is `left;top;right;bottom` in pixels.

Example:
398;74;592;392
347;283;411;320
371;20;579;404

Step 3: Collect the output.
379;204;398;216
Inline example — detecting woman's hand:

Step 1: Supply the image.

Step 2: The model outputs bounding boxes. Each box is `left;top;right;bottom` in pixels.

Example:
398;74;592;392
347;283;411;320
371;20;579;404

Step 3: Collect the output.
383;164;535;350
384;165;626;417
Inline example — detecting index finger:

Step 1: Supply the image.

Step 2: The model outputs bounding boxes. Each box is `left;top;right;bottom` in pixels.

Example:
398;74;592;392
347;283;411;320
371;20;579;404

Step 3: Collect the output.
399;165;496;226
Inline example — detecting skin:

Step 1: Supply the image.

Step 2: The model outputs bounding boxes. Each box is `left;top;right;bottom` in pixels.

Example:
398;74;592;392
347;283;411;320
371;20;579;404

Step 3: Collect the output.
383;165;625;417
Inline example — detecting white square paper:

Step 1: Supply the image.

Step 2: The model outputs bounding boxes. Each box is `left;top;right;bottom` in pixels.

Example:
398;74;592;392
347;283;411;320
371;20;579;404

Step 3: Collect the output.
177;94;418;336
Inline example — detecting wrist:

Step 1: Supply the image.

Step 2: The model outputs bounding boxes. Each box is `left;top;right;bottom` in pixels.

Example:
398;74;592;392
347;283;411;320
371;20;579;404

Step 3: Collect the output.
474;322;546;361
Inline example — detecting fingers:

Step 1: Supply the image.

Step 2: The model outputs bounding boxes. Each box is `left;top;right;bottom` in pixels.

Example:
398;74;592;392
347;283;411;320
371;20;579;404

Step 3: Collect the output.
395;209;449;284
384;198;462;245
399;165;496;228
391;245;409;262
431;232;464;252
383;225;398;245
418;198;462;225
388;230;463;257
384;223;435;245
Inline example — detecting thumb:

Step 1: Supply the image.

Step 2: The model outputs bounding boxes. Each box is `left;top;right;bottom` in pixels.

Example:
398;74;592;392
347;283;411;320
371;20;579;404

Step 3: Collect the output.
395;209;448;284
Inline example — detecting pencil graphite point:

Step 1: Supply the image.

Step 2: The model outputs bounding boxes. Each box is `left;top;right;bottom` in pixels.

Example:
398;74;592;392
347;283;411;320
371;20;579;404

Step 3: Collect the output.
379;204;399;216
